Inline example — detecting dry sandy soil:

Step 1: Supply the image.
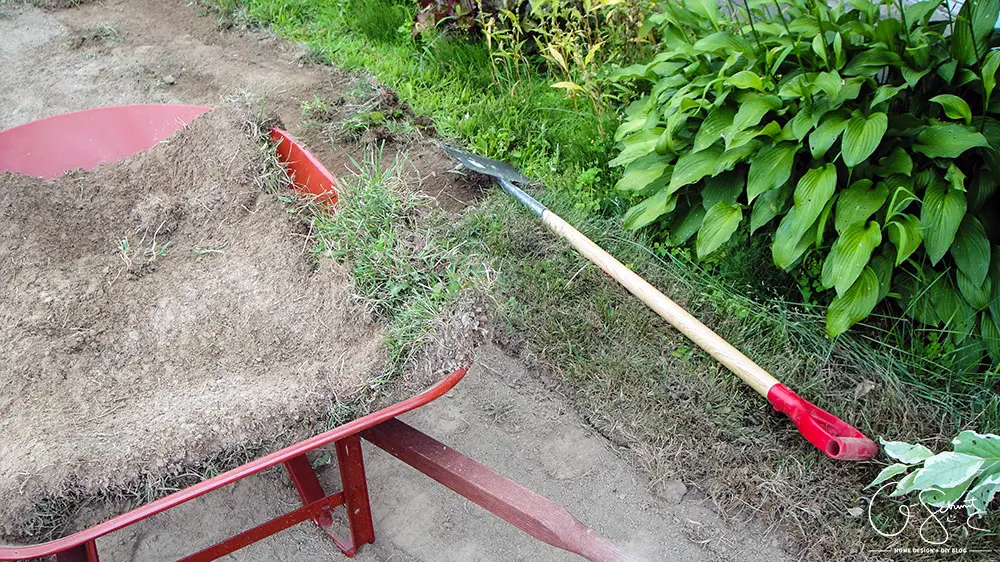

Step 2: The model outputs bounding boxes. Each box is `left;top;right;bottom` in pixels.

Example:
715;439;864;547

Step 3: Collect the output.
0;1;791;560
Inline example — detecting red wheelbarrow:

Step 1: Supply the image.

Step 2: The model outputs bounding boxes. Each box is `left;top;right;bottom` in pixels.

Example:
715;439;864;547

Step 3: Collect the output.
0;105;641;562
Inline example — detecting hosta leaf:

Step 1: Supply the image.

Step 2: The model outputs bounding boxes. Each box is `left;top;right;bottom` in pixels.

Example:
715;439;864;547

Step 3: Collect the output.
886;214;923;266
886;180;918;219
610;129;664;167
701;172;743;210
915;124;989;159
951;215;991;286
688;0;721;29
693;107;735;151
972;0;1000;57
870;85;904;109
809;113;848;159
876;147;913;177
983;50;1000;106
751;183;791;233
623;187;676;230
892;470;924;496
901;65;932;88
822;221;883;295
772;207;818;270
786;108;813;141
930;94;973;125
669;204;706;245
835;180;888;234
693;32;749;54
868;463;910;488
921;182;967;265
716;141;760;172
945;162;967;192
747;143;797;203
725;94;781;147
883;440;934;464
913;452;985;490
871;251;894;302
953;430;1000;458
834;78;864;108
826;267;879;336
816;194;838;247
904;0;942;28
793;163;838;229
614;154;670;192
920;476;977;508
668;146;724;193
726;70;764;91
813;71;841;101
967;473;1000;516
842;111;888;167
957;271;991;310
843;49;902;77
697;202;743;259
938;59;959;83
812;34;829;66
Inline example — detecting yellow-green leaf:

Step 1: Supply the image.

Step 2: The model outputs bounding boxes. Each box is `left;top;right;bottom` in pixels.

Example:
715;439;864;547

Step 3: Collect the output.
915;124;989;159
886;214;923;265
747;143;798;203
930;94;973;125
552;81;584;93
696;202;743;258
842;111;888;167
827;267;880;336
809;113;848;159
835;179;888;234
822;221;883;295
667;148;723;197
921;182;968;265
623;187;675;229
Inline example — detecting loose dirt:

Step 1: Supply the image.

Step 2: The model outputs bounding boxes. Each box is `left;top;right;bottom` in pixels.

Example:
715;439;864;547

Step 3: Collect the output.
0;1;791;560
0;106;383;538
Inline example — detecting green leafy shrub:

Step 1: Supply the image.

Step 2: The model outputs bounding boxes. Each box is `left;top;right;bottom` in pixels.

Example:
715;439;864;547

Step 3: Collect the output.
611;0;1000;358
869;431;1000;517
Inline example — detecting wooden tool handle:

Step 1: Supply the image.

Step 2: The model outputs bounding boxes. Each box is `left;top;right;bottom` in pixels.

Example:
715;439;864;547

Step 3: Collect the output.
541;212;780;397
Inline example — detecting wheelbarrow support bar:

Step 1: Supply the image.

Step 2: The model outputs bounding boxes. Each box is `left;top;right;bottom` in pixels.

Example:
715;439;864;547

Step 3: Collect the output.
362;419;646;562
490;172;878;461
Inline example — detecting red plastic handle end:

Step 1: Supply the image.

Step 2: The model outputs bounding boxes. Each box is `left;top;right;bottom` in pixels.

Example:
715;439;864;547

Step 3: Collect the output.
767;384;878;461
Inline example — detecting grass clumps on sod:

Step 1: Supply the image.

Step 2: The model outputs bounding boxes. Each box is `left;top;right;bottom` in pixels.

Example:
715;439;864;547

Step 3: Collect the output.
307;149;482;386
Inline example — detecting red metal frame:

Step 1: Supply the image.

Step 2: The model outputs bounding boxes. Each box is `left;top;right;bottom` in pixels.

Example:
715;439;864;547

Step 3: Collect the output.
0;368;467;561
1;108;640;562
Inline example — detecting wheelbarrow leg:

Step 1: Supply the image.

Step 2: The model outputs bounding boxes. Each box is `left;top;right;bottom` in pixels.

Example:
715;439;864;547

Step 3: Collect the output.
336;434;377;549
283;435;375;557
55;540;99;562
362;419;645;562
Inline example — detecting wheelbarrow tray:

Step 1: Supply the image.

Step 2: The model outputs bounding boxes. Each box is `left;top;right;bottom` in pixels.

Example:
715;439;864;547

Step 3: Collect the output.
0;106;637;562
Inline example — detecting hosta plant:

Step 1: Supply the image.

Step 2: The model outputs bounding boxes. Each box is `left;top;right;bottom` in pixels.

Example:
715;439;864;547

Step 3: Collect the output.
610;0;1000;357
869;431;1000;517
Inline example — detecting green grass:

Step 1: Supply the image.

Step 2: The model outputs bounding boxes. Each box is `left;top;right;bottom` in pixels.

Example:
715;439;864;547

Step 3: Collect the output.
215;0;619;213
306;149;479;382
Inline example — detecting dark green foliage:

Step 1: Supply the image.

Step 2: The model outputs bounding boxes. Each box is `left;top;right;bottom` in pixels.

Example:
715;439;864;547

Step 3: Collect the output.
612;0;1000;363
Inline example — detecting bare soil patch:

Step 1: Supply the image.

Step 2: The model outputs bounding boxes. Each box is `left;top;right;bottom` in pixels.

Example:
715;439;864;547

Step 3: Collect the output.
0;106;383;539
